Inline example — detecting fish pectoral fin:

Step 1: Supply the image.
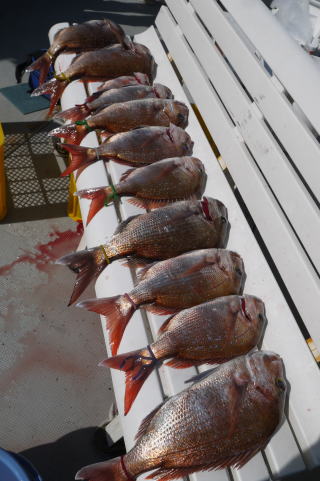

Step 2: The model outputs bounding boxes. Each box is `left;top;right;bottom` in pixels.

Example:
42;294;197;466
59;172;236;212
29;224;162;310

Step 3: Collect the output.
135;401;165;442
227;371;250;438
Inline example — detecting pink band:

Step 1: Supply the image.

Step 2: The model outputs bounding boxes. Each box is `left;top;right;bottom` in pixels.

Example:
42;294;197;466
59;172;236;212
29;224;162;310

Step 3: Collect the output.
120;456;135;481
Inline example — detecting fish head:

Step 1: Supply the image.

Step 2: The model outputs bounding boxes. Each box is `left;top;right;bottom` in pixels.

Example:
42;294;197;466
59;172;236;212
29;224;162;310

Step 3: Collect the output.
167;124;194;155
234;295;267;346
163;101;189;128
154;83;174;99
246;351;287;407
228;251;246;293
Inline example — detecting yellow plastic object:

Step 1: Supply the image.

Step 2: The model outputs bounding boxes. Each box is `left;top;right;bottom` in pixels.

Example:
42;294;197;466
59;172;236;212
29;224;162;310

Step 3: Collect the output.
67;173;82;222
0;123;7;221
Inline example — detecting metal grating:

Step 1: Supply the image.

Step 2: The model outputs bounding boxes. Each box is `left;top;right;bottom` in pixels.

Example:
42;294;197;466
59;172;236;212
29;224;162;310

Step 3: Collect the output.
2;122;70;223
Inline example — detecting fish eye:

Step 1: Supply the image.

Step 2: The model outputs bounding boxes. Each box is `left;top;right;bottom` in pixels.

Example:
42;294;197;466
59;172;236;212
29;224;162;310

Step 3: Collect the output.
177;113;185;122
275;378;286;391
235;267;242;276
258;313;264;321
221;216;227;224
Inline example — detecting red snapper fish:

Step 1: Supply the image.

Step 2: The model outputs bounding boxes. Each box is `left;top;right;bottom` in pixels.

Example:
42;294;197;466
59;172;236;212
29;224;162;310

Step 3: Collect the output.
49;99;189;145
54;83;172;122
26;19;127;85
102;294;267;414
76;351;286;481
59;124;193;177
31;43;156;116
85;72;150;103
76;248;245;355
57;198;229;306
75;157;207;225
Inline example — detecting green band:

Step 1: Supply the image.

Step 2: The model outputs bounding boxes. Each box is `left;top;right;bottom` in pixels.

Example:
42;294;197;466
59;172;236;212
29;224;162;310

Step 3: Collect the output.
75;120;92;131
104;183;119;206
54;72;70;83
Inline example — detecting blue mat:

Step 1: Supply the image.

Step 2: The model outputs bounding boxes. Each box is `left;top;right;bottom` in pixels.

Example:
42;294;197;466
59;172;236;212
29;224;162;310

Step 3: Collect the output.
0;83;49;114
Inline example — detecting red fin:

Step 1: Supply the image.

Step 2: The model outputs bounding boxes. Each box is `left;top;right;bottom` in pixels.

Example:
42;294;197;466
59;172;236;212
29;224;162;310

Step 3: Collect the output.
144;304;177;316
76;186;112;225
54;103;90;122
165;358;196;369
127;198;171;210
85;91;101;103
135;262;158;282
59;144;92;176
31;78;68;117
56;249;107;305
120;168;136;182
49;124;88;145
135;401;164;441
77;295;136;355
101;347;158;414
158;315;175;334
75;456;132;481
26;52;51;85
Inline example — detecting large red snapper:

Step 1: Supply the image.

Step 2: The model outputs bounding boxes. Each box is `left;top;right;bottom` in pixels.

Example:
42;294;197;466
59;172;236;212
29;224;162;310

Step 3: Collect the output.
26;19;127;85
49;99;189;145
57;198;229;306
76;351;286;481
76;248;245;355
102;294;267;414
31;43;156;116
59;124;193;177
75;157;207;225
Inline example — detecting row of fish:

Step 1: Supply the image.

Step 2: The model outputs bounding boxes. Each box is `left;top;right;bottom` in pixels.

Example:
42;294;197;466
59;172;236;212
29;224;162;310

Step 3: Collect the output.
30;19;287;480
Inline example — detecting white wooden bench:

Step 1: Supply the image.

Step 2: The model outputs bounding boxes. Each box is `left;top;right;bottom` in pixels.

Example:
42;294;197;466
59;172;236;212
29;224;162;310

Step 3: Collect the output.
49;1;320;480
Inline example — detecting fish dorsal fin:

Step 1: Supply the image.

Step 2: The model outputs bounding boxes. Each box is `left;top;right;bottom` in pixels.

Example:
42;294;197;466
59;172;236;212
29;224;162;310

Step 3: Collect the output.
205;445;263;470
127;198;172;210
113;215;140;235
146;466;203;481
185;367;219;384
135;401;164;442
120;167;136;183
158;314;176;334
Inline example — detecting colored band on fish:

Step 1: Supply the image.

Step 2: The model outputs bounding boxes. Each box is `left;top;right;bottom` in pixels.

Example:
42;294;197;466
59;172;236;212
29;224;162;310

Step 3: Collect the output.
146;344;157;361
120;456;135;481
54;72;71;83
75;119;93;131
94;148;101;161
46;51;53;59
123;293;138;310
99;245;110;264
105;183;119;206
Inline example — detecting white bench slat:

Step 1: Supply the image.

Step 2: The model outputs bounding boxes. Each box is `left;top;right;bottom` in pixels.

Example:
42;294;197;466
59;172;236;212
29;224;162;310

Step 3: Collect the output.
222;0;320;137
155;6;320;470
155;4;320;357
190;0;320;204
135;24;307;479
162;0;320;343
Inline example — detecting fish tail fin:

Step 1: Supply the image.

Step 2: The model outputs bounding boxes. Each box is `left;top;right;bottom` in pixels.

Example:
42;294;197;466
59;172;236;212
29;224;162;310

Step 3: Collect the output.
76;186;113;225
76;456;134;481
56;248;107;305
48;124;88;145
26;52;52;85
54;103;90;122
59;144;90;176
77;294;137;355
31;77;68;116
100;346;158;414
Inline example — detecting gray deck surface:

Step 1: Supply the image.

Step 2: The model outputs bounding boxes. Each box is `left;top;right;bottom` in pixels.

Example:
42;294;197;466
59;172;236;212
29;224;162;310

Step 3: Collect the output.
0;1;161;480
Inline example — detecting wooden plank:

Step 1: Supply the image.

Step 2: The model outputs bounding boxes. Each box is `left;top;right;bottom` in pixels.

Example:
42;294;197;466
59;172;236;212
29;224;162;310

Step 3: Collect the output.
154;8;320;469
190;0;320;203
221;0;320;137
